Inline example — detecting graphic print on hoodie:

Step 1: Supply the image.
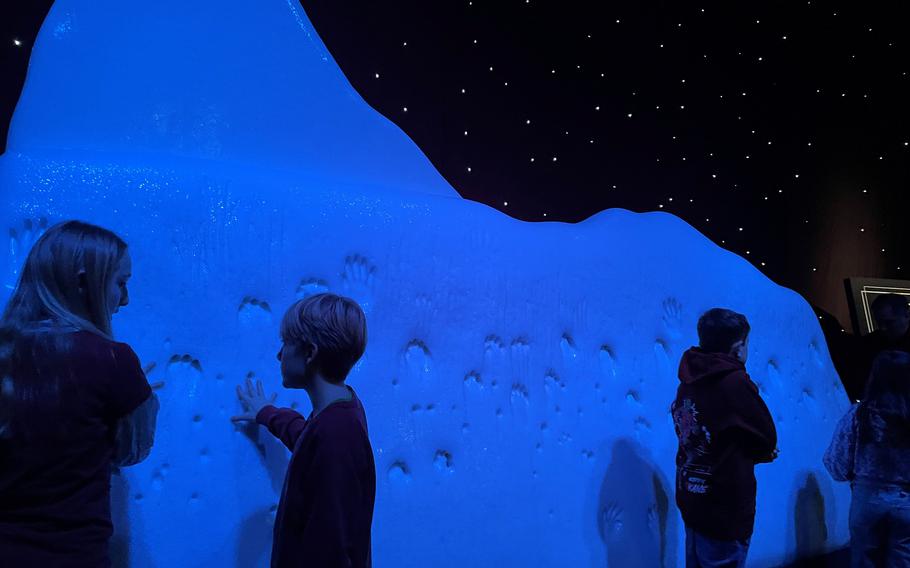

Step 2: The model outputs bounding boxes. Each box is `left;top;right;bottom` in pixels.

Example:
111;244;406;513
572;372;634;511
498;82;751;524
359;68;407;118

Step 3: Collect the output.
671;348;777;542
674;397;712;494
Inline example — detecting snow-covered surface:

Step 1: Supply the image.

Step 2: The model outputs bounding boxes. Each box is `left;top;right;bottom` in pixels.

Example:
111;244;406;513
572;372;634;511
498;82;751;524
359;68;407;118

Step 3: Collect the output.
1;1;850;566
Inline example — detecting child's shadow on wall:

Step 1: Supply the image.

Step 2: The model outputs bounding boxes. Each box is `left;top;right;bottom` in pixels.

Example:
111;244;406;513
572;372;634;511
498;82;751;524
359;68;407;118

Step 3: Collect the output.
788;471;832;563
235;421;292;567
237;505;276;568
597;438;677;568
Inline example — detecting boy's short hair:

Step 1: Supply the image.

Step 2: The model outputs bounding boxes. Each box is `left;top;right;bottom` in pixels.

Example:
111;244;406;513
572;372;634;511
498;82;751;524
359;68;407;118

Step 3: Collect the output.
697;308;750;354
280;293;367;383
871;294;910;316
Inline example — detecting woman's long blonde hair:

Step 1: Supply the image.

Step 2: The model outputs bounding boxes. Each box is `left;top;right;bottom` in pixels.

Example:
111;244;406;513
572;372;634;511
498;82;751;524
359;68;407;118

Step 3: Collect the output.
2;220;127;338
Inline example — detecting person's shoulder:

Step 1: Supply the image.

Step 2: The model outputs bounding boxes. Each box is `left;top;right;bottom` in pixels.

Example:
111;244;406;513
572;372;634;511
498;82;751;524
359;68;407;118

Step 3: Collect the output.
828;403;860;434
313;402;363;427
842;403;860;421
717;367;759;395
310;401;369;442
717;365;750;382
72;329;130;352
71;331;141;369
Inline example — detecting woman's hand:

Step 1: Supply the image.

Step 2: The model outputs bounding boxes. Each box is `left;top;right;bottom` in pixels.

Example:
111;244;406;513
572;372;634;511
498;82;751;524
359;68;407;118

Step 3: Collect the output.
143;361;165;390
232;377;277;423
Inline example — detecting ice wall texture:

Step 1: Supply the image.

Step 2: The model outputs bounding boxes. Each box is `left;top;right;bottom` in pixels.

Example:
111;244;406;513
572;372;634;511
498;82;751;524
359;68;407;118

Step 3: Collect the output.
1;1;850;566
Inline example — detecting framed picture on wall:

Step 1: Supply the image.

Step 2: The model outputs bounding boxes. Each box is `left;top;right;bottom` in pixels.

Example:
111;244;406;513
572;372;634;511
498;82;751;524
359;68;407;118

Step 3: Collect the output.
844;277;910;336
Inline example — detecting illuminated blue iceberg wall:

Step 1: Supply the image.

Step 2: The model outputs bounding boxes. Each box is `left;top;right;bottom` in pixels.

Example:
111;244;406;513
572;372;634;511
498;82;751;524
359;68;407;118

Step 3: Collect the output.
1;0;850;566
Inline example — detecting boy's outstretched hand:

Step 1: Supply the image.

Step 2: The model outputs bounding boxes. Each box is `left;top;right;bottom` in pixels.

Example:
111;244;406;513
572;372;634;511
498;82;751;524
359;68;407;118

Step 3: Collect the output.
232;377;277;423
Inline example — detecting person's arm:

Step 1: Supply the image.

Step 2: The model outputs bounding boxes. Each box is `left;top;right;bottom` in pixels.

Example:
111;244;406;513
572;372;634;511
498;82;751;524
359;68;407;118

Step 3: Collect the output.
824;405;859;482
727;373;778;462
105;342;155;466
113;392;160;466
255;405;307;452
233;377;307;451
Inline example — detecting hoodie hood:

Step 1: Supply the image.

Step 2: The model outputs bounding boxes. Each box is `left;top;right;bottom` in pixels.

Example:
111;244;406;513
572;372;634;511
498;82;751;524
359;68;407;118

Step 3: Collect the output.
678;347;745;384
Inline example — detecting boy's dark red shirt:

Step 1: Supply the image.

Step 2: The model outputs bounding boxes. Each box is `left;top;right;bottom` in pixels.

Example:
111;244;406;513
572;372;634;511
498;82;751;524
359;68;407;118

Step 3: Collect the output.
257;389;376;568
0;330;151;567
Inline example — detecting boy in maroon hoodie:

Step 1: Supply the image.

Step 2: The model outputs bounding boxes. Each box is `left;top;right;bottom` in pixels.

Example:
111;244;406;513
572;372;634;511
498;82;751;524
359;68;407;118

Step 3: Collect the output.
233;293;376;567
671;308;778;568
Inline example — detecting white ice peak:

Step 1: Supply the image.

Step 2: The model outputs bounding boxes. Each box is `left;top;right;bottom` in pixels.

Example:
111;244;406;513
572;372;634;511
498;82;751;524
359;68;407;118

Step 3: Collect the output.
8;0;458;197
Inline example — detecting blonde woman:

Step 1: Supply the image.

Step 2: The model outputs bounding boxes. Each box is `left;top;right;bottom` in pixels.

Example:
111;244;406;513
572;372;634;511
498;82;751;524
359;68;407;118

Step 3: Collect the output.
0;220;158;567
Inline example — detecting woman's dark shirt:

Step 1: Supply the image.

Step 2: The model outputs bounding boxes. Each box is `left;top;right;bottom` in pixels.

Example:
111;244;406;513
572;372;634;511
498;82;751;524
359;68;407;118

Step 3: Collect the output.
0;330;151;567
